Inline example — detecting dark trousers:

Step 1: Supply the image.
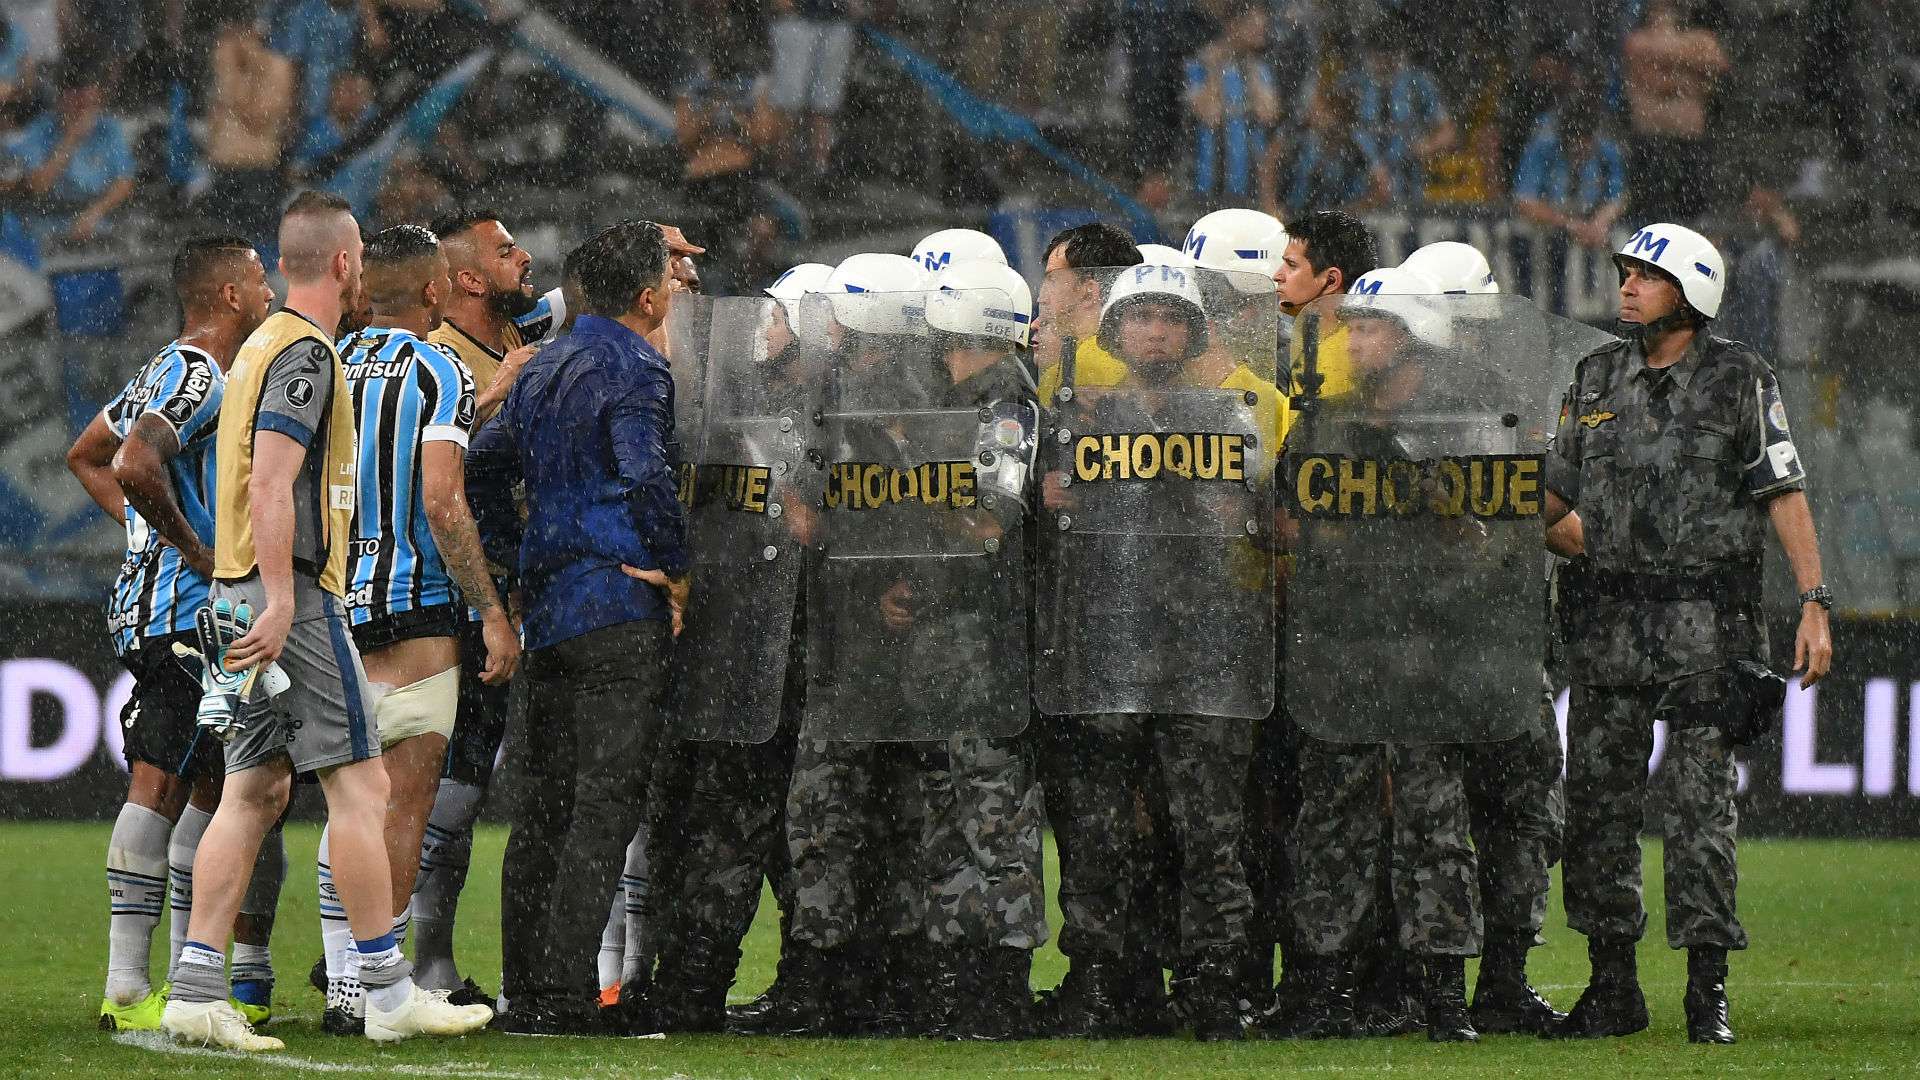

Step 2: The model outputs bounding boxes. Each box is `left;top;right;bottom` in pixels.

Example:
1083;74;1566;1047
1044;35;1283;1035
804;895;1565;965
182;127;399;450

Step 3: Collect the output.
501;620;672;1009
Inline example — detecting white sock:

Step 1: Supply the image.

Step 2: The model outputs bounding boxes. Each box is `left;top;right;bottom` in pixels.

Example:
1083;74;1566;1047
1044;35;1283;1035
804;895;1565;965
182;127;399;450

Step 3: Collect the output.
619;827;650;985
598;886;626;990
105;803;171;1004
318;827;353;980
352;943;414;1014
391;909;411;953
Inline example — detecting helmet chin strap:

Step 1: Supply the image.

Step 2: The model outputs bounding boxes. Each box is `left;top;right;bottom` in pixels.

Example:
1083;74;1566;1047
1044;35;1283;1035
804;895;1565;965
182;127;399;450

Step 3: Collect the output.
1617;307;1698;342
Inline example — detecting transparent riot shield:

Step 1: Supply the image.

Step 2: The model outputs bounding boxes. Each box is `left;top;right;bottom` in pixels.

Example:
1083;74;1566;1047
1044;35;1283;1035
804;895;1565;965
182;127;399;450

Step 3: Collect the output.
800;290;1035;741
667;297;820;742
1033;263;1280;719
1282;292;1570;744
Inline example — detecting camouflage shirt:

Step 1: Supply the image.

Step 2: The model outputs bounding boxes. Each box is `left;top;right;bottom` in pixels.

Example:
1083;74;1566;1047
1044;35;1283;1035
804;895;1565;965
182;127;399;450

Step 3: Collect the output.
1544;333;1806;685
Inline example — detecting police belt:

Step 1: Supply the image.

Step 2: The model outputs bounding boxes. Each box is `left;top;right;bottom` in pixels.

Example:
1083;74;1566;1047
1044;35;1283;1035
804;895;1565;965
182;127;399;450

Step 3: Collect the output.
1579;561;1760;605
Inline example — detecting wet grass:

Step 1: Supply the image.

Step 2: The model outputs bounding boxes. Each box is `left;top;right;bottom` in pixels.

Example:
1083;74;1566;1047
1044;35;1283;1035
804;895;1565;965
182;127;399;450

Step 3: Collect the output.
2;821;1914;1078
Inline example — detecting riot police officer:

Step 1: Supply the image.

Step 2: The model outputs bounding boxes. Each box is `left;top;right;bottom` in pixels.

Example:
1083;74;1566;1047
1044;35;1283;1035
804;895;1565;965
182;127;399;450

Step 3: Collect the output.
1543;222;1833;1044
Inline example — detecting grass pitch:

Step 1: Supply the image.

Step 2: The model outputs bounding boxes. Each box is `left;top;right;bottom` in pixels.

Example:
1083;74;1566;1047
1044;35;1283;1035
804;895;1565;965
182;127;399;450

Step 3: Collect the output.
1;821;1915;1078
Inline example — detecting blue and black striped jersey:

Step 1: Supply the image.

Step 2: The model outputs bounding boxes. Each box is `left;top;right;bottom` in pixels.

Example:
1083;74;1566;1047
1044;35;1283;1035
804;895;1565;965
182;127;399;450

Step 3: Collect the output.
338;325;477;625
101;342;224;655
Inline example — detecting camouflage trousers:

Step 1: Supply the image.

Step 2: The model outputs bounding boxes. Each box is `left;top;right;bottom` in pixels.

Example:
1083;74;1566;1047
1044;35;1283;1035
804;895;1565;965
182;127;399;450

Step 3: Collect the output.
785;735;1048;951
1292;737;1482;958
1564;683;1747;950
652;724;799;952
1462;674;1565;952
1054;713;1255;960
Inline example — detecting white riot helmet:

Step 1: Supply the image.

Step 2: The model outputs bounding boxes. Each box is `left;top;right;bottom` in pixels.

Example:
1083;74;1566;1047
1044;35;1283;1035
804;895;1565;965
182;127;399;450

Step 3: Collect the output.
1098;263;1209;359
926;259;1033;348
1400;241;1499;295
1612;222;1725;321
826;253;929;336
1181;208;1288;293
764;262;833;326
1137;243;1197;267
1343;266;1453;352
911;228;1008;274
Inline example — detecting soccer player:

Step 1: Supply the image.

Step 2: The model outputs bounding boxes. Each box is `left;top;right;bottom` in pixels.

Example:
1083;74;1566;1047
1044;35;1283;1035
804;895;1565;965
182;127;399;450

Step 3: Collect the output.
407;208;557;1000
158;192;490;1051
315;225;518;1033
67;236;275;1031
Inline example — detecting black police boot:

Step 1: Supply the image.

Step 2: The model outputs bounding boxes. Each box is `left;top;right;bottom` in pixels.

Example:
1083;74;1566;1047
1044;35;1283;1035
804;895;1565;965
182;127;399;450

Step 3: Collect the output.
857;935;930;1037
948;947;1036;1041
646;933;737;1033
1548;938;1648;1039
728;939;800;1029
1420;956;1478;1043
1261;956;1355;1040
1045;954;1129;1037
1239;939;1277;1018
728;941;837;1036
1683;947;1735;1044
1124;956;1173;1036
1181;947;1248;1042
1352;947;1423;1038
1471;939;1566;1035
916;944;966;1039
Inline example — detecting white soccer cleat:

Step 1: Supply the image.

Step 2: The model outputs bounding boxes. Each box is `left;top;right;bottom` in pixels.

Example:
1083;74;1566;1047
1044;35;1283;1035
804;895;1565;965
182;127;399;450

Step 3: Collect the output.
364;985;493;1043
161;998;286;1052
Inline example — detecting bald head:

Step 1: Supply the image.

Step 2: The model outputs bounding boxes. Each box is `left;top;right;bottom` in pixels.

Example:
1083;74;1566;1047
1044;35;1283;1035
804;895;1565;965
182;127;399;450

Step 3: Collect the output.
278;190;360;285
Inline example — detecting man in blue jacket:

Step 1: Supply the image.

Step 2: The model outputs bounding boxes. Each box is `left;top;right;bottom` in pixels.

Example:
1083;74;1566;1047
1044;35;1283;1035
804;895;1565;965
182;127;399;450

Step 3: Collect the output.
466;219;696;1035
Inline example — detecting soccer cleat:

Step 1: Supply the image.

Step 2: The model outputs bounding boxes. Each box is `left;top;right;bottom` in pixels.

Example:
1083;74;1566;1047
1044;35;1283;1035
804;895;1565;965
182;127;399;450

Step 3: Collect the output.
364;985;492;1043
322;976;365;1036
445;977;496;1009
161;998;285;1052
99;986;167;1031
231;997;272;1028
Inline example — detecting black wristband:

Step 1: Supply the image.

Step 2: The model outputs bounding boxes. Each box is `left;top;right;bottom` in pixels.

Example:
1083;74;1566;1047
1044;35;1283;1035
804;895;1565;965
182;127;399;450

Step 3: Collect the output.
1798;585;1833;611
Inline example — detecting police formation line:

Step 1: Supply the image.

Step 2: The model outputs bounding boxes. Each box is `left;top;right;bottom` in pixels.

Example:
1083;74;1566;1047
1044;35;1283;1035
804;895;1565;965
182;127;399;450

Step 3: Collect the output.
73;197;1832;1055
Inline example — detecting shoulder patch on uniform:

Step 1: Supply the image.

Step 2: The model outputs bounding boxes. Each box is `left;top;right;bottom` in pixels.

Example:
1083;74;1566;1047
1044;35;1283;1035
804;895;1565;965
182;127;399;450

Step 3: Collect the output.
1768;400;1789;433
285;376;315;409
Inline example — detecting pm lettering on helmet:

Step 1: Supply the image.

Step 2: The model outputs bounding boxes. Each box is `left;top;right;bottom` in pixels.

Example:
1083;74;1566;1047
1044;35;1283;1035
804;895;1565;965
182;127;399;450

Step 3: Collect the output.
1182;233;1207;259
1627;230;1671;262
1350;277;1384;297
1133;264;1188;289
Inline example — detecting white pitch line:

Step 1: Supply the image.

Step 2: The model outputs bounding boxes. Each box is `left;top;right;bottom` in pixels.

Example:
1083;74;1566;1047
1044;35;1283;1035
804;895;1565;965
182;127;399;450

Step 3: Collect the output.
114;1031;556;1079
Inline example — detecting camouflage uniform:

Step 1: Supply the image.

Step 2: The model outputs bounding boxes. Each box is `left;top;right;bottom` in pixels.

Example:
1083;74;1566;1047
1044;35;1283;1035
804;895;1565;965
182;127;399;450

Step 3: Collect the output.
1290;738;1482;958
1462;672;1565;954
1055;713;1255;958
784;738;927;951
1544;333;1806;951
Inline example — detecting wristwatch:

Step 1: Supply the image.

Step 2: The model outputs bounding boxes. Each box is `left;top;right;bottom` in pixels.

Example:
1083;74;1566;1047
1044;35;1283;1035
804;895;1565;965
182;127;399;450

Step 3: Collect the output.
1798;585;1833;611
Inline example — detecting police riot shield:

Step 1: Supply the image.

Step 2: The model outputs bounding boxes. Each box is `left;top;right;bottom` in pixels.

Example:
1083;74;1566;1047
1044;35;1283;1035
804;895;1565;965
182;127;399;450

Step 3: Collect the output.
666;297;821;742
663;295;711;503
1033;263;1279;719
1281;293;1570;744
800;290;1036;741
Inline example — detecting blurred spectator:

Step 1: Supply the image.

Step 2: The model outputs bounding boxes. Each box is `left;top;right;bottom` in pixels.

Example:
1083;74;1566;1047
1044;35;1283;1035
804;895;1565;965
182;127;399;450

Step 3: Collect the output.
1282;79;1382;217
949;0;1067;111
292;65;373;173
1119;0;1211;174
1498;47;1586;181
0;10;38;128
198;10;294;247
1333;20;1457;203
1717;183;1799;358
1513;99;1627;250
768;0;856;182
677;5;776;251
1622;0;1727;219
271;0;383;128
1183;4;1279;202
1;57;134;263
